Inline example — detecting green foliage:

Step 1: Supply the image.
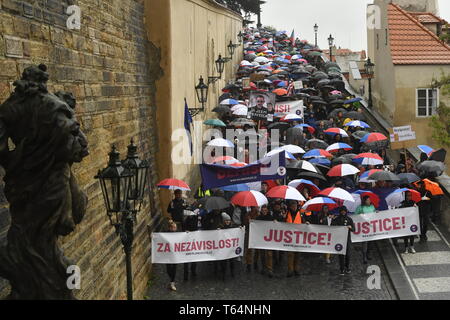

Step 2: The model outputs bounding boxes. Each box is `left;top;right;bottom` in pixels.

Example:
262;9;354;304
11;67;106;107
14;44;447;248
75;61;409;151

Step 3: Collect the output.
429;72;450;147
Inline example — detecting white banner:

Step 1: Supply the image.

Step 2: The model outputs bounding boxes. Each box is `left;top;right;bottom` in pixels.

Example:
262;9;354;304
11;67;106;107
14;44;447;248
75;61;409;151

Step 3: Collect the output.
249;221;349;255
151;228;245;264
274;100;304;118
351;207;421;243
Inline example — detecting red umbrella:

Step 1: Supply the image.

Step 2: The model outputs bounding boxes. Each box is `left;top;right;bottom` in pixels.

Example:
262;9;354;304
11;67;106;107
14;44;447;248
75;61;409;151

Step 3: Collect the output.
231;191;268;207
360;132;387;143
302;197;338;212
157;179;191;191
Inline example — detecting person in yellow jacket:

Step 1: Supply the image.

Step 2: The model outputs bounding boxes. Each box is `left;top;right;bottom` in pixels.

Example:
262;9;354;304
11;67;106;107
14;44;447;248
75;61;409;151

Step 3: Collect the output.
285;200;310;277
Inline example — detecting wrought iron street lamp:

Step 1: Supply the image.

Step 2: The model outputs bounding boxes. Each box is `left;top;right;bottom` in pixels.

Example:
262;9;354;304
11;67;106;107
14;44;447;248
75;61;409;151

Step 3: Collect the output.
95;145;135;300
365;57;375;108
328;34;334;62
238;31;243;44
189;76;208;117
208;54;226;85
228;40;235;57
314;23;318;48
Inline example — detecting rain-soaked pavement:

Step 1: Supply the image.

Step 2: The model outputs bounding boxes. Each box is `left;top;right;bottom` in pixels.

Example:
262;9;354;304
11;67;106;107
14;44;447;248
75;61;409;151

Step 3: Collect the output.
146;242;397;300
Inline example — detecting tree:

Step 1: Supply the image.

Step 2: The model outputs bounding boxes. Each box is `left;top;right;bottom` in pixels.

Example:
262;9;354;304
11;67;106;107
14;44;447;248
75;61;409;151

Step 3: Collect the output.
429;73;450;148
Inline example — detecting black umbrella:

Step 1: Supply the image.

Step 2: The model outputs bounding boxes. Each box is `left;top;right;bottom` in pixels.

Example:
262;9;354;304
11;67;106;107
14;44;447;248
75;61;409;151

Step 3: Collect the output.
319;85;336;91
286;160;320;173
345;111;366;121
329;99;346;105
213;106;231;114
312;100;328;106
299;88;318;95
328;108;347;118
199;196;230;211
267;122;290;130
306;139;329;149
397;173;421;185
416;160;446;178
230;118;255;127
368;171;400;181
331;157;353;166
429;148;447;162
295;171;327;182
364;140;389;151
317;79;331;87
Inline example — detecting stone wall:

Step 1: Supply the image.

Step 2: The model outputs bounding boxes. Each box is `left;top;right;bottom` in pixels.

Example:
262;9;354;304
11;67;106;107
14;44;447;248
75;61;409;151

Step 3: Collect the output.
0;0;163;299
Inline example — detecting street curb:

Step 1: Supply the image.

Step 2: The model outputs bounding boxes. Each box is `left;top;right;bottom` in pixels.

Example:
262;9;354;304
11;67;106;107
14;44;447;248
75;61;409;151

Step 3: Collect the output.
376;239;417;300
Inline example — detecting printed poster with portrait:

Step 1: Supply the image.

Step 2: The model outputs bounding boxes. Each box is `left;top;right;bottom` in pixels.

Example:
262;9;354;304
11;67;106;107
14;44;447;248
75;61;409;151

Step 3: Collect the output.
248;92;276;122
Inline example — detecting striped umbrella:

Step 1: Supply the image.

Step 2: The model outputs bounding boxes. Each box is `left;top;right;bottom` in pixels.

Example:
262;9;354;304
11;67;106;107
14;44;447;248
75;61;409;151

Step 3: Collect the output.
294;124;315;134
302;197;338;212
326;143;353;153
266;186;306;201
360;132;387;143
220;98;239;105
318;187;355;202
280;113;303;122
231;191;268;207
353;153;384;166
358;169;383;183
207;138;235;148
345;120;370;129
212;156;239;164
157;179;191;191
308;157;331;166
418;145;435;156
324;127;349;138
231;104;248;111
386;188;422;208
303;149;333;159
343;190;380;212
327;164;360;177
288;179;321;196
280;144;306;154
265;148;296;160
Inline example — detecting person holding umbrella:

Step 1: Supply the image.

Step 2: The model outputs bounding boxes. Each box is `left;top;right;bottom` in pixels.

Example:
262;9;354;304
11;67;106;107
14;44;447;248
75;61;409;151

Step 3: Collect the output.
416;180;432;242
332;206;355;275
354;195;376;264
167;189;189;231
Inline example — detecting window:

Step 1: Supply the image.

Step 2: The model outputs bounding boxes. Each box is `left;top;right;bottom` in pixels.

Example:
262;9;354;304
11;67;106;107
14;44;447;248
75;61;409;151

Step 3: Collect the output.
416;88;439;117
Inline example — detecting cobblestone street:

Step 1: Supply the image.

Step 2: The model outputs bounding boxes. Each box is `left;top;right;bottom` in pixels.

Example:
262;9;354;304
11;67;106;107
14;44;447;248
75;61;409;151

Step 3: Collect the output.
146;242;396;300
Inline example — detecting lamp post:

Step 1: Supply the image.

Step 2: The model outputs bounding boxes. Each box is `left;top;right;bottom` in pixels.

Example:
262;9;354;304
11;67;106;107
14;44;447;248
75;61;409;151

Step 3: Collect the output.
314;23;318;48
228;40;236;58
96;142;149;300
328;34;334;62
208;54;226;85
365;58;375;108
188;76;209;117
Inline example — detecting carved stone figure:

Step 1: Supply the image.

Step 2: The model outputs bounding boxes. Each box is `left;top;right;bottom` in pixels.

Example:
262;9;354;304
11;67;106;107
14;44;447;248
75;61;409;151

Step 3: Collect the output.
0;64;89;299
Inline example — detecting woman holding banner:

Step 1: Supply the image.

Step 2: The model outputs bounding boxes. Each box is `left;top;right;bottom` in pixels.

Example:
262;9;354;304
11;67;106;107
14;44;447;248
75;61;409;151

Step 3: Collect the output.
244;207;260;273
399;191;417;253
166;222;179;291
354;195;376;264
256;205;275;278
285;200;305;277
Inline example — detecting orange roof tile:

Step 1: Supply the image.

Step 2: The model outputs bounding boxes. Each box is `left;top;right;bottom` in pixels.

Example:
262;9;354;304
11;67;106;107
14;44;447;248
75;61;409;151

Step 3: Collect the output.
408;11;447;25
388;4;450;65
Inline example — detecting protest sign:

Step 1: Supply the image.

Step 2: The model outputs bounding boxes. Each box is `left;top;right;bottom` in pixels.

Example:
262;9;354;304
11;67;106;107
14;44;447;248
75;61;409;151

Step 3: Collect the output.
351;207;420;243
200;152;286;189
152;227;245;264
274;100;304;118
249;220;349;255
248;92;276;121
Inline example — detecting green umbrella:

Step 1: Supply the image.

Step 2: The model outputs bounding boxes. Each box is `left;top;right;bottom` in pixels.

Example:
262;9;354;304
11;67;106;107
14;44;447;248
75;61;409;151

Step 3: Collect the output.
307;51;322;57
204;119;226;127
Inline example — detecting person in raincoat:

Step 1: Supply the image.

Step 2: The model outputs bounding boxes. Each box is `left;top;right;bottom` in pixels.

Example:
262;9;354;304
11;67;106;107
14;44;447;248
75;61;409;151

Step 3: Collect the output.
354;195;376;264
332;207;355;275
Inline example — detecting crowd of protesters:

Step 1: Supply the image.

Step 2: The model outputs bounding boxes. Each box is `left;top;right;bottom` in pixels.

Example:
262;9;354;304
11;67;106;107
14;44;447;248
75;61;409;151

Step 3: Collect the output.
162;27;446;291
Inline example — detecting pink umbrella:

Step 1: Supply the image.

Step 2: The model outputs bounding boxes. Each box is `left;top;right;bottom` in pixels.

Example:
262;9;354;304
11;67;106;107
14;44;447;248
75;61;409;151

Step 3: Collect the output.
331;90;341;95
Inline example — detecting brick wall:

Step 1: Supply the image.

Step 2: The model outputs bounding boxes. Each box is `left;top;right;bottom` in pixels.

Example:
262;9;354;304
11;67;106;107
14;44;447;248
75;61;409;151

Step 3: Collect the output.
0;0;163;299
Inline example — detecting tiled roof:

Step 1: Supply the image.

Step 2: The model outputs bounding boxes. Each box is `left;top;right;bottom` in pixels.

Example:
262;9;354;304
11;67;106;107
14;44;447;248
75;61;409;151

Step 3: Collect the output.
388;3;450;65
408;11;447;24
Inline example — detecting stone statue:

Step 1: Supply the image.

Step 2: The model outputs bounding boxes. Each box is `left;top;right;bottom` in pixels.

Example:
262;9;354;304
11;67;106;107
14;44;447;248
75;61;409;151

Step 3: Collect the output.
0;64;89;299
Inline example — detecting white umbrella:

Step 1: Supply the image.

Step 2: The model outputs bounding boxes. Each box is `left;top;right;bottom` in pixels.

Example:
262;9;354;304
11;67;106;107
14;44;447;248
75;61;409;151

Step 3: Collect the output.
280;144;306;154
264;148;296;160
318;187;355;202
232;107;248;116
254;56;270;63
231;104;248;111
207;138;235;148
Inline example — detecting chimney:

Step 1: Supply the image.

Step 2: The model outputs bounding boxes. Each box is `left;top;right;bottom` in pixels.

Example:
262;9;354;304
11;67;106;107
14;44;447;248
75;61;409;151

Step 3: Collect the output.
392;0;439;15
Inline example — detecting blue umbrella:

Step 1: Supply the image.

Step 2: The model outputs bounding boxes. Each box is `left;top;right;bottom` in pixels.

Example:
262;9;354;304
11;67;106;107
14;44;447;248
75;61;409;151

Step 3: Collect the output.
220;183;251;192
344;97;363;104
309;158;331;166
418;145;434;156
